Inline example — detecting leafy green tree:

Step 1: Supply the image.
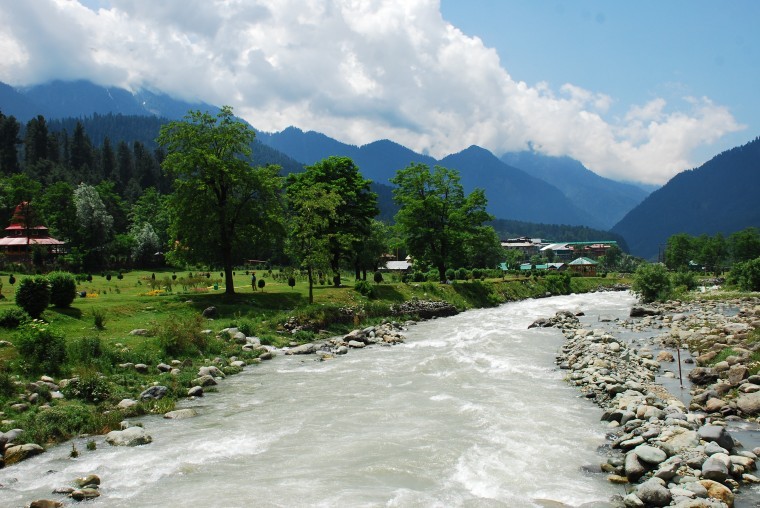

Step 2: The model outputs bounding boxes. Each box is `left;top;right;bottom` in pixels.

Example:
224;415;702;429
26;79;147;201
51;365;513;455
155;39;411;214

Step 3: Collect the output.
503;249;524;270
463;225;503;269
354;219;390;280
631;263;672;303
696;233;727;275
37;181;77;242
602;244;622;270
729;227;760;264
391;163;492;282
74;182;114;269
129;188;171;247
286;156;378;286
158;107;284;295
286;183;341;304
47;272;77;308
664;233;693;271
131;223;162;267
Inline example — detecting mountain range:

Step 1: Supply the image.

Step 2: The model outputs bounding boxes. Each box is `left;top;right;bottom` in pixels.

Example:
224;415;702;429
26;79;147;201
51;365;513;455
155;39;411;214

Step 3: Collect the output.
3;79;758;258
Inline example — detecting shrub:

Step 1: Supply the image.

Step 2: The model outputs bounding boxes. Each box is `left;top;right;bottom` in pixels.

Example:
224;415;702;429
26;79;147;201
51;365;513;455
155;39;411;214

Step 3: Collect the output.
67;336;107;366
671;270;698;291
48;271;77;308
445;268;456;281
257;279;266;290
0;366;18;398
15;276;51;318
471;268;483;280
354;279;374;298
61;371;111;404
632;263;672;303
728;257;760;291
456;268;469;280
412;271;426;282
15;322;67;375
0;307;30;328
19;401;122;444
91;308;107;330
154;314;208;357
373;271;383;283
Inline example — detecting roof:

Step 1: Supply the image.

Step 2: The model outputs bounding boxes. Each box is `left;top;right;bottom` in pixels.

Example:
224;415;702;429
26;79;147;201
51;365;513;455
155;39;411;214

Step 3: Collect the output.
4;225;49;231
541;243;572;251
568;257;598;266
0;237;65;246
385;260;411;271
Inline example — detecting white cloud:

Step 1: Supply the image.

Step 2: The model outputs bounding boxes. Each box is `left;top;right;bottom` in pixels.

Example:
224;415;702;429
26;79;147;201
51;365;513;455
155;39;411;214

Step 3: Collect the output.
0;0;745;184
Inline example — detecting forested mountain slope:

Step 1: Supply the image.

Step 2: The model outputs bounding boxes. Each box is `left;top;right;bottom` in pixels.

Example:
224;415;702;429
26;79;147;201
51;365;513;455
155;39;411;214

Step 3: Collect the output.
612;137;760;259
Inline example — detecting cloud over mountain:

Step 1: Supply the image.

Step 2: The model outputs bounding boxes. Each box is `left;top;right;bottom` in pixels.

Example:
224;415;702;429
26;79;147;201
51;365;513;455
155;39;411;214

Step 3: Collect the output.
0;0;745;184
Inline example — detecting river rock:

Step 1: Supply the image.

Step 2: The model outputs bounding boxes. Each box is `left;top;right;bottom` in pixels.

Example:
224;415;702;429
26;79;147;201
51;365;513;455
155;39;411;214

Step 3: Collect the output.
134;363;149;374
635;478;671;506
736;391;760;415
688;367;718;385
139;385;168;400
633;444;667;465
728;364;749;386
625;452;647;482
348;340;365;348
164;408;198;420
702;455;730;482
29;501;63;508
698;425;734;451
70;488;100;501
105;426;152;446
202;306;218;319
157;363;172;373
187;386;203;397
285;343;316;355
630;306;661;317
129;329;149;336
192;375;217;387
4;443;44;465
698;479;734;505
198;366;225;378
74;474;100;487
117;398;138;409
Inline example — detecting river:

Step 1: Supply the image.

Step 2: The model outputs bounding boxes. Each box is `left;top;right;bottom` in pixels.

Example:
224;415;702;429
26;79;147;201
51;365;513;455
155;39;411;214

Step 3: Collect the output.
1;291;639;507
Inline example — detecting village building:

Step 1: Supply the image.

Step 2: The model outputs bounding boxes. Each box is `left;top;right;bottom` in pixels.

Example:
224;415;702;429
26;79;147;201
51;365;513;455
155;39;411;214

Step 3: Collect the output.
541;241;618;261
500;237;546;259
567;256;598;276
0;202;66;264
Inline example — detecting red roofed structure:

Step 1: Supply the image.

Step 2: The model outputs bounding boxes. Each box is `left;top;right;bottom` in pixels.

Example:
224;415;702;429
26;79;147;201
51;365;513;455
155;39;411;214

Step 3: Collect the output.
0;202;66;262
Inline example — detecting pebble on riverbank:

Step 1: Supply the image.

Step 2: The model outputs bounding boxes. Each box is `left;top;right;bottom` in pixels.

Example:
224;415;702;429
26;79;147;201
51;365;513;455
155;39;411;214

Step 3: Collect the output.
548;294;760;508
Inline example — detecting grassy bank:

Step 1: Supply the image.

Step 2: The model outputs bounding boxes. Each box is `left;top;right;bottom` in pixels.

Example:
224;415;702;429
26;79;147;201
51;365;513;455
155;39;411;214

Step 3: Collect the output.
0;269;626;449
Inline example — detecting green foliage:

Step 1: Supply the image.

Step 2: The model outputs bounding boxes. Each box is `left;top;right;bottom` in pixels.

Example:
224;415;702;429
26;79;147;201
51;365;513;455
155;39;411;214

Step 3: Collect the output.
391;163;492;282
671;270;698;290
0;366;18;398
61;371;111;404
19;402;121;444
728;257;760;291
15;275;51;318
0;307;30;328
632;263;672;303
15;321;67;375
91;307;107;330
445;268;456;281
373;270;383;283
154;314;208;357
354;279;375;298
158;106;285;295
48;271;77;308
709;347;739;365
544;273;572;295
456;268;469;280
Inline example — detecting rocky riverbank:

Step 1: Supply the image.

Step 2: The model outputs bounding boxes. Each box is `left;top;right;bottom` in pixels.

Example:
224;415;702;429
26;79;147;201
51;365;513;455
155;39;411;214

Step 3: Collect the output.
548;293;760;507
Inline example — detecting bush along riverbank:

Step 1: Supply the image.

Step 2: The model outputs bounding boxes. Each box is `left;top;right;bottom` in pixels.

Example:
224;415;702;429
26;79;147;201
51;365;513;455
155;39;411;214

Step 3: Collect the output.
0;274;627;505
549;293;760;507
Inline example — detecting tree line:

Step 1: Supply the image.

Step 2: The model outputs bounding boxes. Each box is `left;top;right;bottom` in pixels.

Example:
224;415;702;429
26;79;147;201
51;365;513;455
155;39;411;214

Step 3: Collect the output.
0;107;504;294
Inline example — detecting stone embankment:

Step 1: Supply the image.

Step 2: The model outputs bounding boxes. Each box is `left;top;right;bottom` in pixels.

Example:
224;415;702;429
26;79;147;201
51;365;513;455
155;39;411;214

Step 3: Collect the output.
547;295;760;508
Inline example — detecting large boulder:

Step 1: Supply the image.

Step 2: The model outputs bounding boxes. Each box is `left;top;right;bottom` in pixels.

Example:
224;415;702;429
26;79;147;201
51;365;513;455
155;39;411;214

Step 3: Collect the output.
633;444;667;465
698;479;734;506
701;454;730;482
105;426;152;446
4;443;44;465
164;408;198;420
201;306;218;319
625;452;647;482
285;343;317;355
688;367;718;385
698;425;735;451
635;478;672;507
737;391;760;415
139;385;168;400
630;306;661;317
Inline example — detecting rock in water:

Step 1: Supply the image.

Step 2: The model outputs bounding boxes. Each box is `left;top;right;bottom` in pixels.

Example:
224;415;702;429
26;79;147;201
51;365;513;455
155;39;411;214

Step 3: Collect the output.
3;443;44;465
105;426;152;446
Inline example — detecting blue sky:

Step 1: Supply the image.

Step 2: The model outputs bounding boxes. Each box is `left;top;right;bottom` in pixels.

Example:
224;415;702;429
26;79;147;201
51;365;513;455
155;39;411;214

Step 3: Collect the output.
441;0;759;162
0;0;757;185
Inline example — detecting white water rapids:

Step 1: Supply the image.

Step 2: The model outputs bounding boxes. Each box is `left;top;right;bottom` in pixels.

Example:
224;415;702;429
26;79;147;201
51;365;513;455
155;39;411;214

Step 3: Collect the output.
0;291;639;507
